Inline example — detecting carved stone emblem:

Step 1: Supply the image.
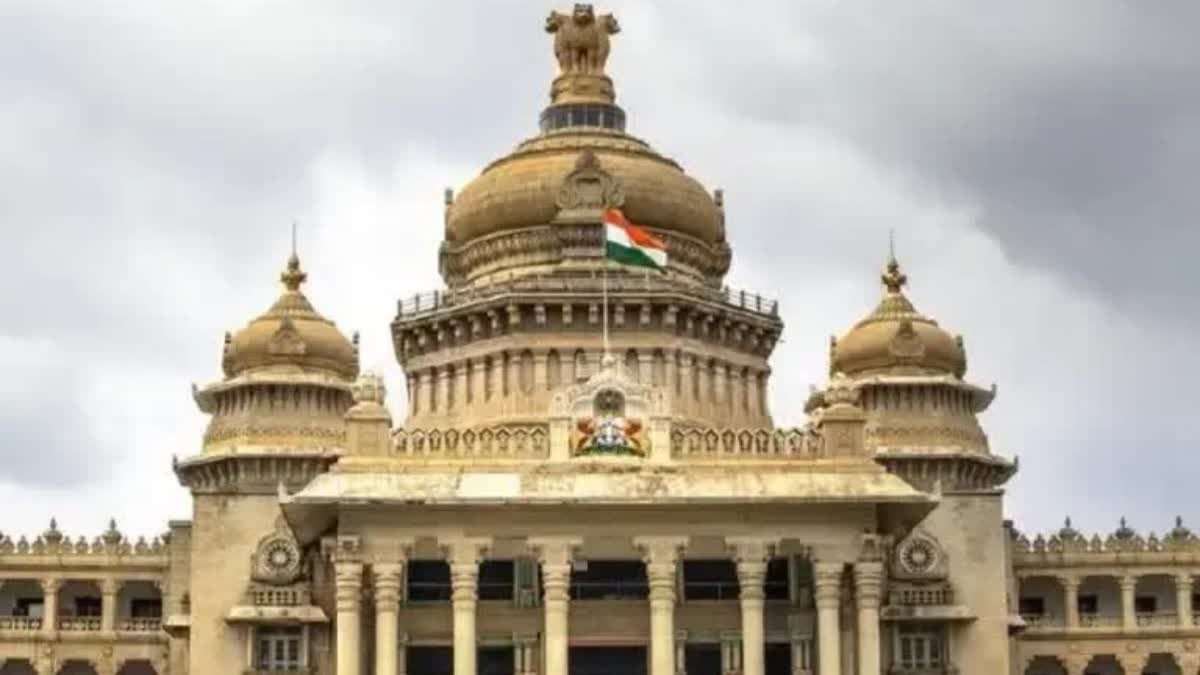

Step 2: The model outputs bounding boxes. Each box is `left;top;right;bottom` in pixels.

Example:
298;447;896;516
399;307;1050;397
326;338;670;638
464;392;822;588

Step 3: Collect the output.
267;317;307;356
545;5;620;75
887;319;925;360
892;527;948;581
555;150;625;221
251;517;303;585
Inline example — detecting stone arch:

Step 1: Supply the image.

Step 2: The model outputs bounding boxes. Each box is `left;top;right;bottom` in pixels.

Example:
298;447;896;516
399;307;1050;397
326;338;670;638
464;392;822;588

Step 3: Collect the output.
1023;655;1066;675
56;661;99;675
1083;655;1124;675
116;660;159;675
0;660;37;675
547;349;562;389
1144;653;1181;675
651;349;665;386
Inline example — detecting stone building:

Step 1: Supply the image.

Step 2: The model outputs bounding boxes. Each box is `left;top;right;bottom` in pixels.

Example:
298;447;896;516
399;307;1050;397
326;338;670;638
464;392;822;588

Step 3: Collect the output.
0;5;1192;675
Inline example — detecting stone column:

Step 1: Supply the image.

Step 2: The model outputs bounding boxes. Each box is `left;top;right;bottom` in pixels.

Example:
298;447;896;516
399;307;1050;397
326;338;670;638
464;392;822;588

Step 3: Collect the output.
729;539;773;675
530;538;580;675
40;577;60;636
437;366;452;413
101;578;119;633
636;537;688;675
720;631;742;675
1120;574;1137;630
1060;575;1080;629
1177;574;1194;628
335;562;364;675
455;363;469;410
852;563;882;675
472;359;487;403
447;539;490;675
374;563;405;675
422;370;435;417
813;562;843;675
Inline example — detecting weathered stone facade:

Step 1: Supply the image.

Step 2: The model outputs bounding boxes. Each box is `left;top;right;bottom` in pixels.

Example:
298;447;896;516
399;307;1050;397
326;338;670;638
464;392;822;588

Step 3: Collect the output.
0;5;1187;675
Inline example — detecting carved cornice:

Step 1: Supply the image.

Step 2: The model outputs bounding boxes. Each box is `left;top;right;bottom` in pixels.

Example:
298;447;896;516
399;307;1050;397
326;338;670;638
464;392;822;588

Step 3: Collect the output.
174;452;337;494
877;451;1016;492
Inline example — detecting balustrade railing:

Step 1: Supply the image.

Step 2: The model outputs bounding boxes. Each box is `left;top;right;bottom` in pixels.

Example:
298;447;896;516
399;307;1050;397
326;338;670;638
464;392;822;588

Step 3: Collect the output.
393;425;549;459
671;427;820;459
890;586;955;607
396;274;779;320
59;616;101;631
570;580;649;600
1078;612;1121;628
0;615;42;631
118;617;163;632
1136;611;1179;628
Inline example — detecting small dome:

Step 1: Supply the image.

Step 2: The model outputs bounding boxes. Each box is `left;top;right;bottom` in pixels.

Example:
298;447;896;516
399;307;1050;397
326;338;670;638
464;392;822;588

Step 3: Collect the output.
831;257;966;378
447;130;723;247
221;254;359;380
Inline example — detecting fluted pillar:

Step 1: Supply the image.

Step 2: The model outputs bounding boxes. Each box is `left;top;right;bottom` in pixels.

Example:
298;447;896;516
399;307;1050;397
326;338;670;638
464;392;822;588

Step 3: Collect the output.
531;538;580;675
447;539;490;675
853;563;882;675
40;577;60;637
1120;574;1137;630
100;578;119;633
1059;575;1080;629
374;563;405;675
729;539;773;675
1177;574;1194;628
637;537;688;675
813;563;843;675
336;562;365;675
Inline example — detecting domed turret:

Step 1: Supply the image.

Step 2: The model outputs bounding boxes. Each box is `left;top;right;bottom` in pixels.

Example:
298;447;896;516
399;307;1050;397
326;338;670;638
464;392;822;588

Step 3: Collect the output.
222;253;359;380
438;4;729;287
830;256;966;378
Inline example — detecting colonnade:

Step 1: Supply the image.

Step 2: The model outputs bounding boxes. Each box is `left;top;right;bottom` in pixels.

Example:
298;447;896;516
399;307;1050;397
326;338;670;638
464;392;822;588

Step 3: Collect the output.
332;537;883;675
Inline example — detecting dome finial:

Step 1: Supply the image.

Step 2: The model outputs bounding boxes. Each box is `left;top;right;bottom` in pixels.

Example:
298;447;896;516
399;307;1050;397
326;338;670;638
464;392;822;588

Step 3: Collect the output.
545;5;621;106
881;248;907;295
281;221;307;292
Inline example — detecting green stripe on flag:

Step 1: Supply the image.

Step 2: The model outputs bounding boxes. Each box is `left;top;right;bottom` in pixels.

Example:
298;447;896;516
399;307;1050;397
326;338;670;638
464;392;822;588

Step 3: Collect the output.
606;241;663;270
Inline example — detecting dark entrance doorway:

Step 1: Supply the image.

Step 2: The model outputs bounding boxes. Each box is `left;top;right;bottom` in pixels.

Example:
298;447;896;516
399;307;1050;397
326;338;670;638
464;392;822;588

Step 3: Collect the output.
684;644;722;675
570;646;647;675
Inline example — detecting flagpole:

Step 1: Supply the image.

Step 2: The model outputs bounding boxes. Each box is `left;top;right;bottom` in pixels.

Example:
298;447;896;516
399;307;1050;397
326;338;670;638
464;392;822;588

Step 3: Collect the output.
602;256;610;362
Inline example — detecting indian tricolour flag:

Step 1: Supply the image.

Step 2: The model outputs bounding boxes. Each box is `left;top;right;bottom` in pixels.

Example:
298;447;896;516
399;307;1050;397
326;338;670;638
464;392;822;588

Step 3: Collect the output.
604;209;667;271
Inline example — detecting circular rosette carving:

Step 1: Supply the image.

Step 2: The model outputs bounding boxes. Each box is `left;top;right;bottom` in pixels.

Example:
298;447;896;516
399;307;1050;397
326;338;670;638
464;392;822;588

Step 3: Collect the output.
892;528;948;581
251;518;303;585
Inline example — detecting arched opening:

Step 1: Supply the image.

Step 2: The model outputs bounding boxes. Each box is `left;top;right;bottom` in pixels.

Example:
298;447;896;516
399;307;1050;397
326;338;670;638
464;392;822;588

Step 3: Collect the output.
1133;574;1176;626
1145;653;1181;675
0;579;45;629
117;580;163;632
1016;575;1065;628
1023;655;1066;675
56;661;99;675
57;580;102;631
0;660;37;675
1077;576;1121;627
624;349;639;382
547;350;562;389
1084;655;1123;675
116;661;159;675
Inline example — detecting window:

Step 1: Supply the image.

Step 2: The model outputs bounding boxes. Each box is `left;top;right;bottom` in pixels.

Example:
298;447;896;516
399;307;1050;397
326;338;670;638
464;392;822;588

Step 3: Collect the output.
894;625;944;671
765;558;790;600
1018;597;1046;616
408;561;452;602
1135;595;1157;614
15;598;43;617
75;596;102;617
683;560;739;601
478;561;515;601
571;560;647;600
255;626;304;670
1077;594;1099;615
131;598;162;618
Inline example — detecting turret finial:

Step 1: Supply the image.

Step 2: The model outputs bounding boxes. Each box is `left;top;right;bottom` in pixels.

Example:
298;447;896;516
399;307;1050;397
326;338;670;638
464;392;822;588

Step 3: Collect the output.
881;254;907;294
281;223;308;292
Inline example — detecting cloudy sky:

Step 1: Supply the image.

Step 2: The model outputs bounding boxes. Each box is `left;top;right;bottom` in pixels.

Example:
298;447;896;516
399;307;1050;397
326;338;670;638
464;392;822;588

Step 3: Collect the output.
1;0;1196;542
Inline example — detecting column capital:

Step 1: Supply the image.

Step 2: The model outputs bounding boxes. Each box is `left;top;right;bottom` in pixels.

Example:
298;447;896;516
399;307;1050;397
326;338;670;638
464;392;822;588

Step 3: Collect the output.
100;578;121;595
1119;574;1138;591
40;577;62;594
1176;572;1195;588
335;561;364;612
853;561;884;609
441;537;491;568
528;537;582;568
1056;573;1080;590
1116;652;1145;674
812;562;844;609
726;537;776;564
373;563;405;611
635;536;689;573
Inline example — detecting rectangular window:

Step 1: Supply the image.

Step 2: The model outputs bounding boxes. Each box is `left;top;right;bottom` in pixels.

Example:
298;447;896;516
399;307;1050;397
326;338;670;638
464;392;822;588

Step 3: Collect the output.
571;560;648;600
407;560;452;602
1135;595;1157;614
478;561;515;601
764;558;790;601
1077;594;1099;615
1018;597;1046;616
15;598;43;617
255;626;304;670
895;626;944;670
75;596;102;617
682;560;738;601
131;598;163;618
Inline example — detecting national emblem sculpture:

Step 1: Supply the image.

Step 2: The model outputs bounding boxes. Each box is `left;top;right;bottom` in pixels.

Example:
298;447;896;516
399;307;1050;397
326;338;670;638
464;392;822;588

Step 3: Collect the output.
545;4;620;75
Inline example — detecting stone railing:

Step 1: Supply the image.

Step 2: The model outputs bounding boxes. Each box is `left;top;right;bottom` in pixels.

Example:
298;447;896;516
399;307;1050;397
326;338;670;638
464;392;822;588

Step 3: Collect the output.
1136;612;1179;628
396;274;779;320
0;615;42;632
1020;613;1064;629
1078;613;1121;628
1013;518;1200;561
669;427;821;459
118;617;163;632
245;583;312;607
888;585;954;607
393;425;549;459
0;519;169;561
59;617;102;631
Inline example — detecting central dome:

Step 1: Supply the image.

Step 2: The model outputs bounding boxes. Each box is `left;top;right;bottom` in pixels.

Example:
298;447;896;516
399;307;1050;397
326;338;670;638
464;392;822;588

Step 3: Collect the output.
443;5;724;254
